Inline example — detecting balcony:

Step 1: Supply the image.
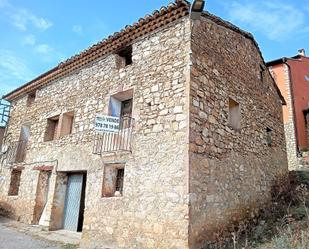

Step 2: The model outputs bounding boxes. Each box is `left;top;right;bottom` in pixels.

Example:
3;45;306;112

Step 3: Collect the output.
6;140;28;164
0;99;11;127
93;116;134;155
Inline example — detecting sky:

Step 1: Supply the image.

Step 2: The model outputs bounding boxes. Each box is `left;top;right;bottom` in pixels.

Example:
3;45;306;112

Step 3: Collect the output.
0;0;308;97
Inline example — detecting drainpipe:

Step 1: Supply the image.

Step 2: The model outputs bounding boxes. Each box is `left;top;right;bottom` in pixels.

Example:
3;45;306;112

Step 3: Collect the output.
282;58;300;156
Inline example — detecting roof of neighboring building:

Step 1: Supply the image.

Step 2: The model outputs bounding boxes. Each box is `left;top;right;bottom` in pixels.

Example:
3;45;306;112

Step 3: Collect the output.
3;0;285;105
266;54;308;67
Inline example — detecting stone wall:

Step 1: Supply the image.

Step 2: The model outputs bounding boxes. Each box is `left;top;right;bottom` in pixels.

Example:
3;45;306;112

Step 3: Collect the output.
188;17;288;248
0;17;192;249
0;165;40;222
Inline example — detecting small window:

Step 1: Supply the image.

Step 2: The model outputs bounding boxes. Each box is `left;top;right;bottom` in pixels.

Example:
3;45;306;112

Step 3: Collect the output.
27;91;36;106
8;170;22;196
228;98;241;130
44;115;59;141
116;45;132;69
266;127;272;146
59;112;74;138
102;164;125;197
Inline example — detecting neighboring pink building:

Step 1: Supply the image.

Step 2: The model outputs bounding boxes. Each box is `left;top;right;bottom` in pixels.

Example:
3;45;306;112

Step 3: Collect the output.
267;49;309;169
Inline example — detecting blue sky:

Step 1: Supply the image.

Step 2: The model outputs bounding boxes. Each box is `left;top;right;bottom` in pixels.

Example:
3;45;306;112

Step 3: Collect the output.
0;0;308;97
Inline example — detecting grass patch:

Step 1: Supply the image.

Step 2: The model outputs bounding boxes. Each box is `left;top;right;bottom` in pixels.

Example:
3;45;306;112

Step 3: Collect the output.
61;244;78;249
204;170;309;249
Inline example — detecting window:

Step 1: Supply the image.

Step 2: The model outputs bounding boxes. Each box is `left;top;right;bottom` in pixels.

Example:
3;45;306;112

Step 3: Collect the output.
228;98;241;130
102;164;125;197
59;112;74;138
44;115;59;141
109;89;133;117
116;45;132;69
8;170;22;196
120;99;133;129
121;99;133;118
15;124;30;163
109;89;133;128
266;127;272;146
27;91;36;106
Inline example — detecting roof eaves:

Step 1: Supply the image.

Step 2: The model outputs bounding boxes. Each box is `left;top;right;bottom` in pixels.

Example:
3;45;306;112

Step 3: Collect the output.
266;58;287;67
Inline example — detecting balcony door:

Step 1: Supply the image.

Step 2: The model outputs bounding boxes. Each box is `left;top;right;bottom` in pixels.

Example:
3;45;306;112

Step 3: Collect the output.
120;99;132;129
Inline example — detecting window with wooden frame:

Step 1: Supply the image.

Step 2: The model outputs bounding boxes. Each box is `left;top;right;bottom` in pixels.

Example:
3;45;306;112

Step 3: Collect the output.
44;115;60;141
27;91;36;107
102;164;125;197
109;89;133;129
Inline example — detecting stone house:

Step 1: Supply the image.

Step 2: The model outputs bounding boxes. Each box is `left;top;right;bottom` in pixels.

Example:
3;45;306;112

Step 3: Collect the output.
267;49;309;170
0;1;288;248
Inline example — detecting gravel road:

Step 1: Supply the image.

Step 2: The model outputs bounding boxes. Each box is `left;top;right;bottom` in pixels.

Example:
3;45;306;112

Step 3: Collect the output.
0;223;61;249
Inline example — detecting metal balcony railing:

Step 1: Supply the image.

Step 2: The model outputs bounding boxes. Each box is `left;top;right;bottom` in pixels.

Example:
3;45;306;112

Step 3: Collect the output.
6;140;28;164
0;99;11;127
93;116;134;154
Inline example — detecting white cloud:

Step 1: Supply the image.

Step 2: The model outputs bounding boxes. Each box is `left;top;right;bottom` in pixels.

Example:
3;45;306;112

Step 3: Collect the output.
72;25;83;35
228;1;309;41
34;44;53;54
0;50;33;84
33;44;66;63
22;34;36;45
0;1;52;31
11;9;52;31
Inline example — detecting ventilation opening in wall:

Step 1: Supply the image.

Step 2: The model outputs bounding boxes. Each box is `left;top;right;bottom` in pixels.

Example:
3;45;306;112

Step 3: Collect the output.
27;91;36;107
266;127;272;146
44;115;60;141
228;98;241;130
102;164;125;198
116;45;132;69
8;169;22;196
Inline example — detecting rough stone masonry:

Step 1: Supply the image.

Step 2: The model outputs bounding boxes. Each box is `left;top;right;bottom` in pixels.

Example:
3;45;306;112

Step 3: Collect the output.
0;1;288;249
